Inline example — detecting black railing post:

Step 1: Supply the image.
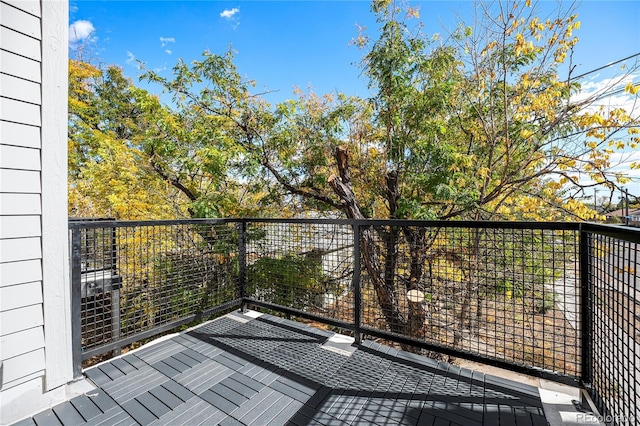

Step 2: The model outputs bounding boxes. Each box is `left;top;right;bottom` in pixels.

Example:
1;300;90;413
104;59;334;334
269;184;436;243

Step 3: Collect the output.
239;221;248;313
110;226;121;356
353;222;362;345
579;225;593;388
70;227;83;379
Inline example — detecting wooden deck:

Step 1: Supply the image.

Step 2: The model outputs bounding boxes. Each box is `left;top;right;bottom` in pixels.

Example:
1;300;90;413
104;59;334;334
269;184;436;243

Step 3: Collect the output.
14;311;551;426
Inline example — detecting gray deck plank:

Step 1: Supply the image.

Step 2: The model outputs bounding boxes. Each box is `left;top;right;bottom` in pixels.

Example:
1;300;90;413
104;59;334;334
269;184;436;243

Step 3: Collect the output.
32;410;62;426
161;356;191;374
229;371;265;393
84;367;112;387
134;339;187;364
248;364;282;386
171;351;201;368
219;376;260;399
149;398;221;426
52;401;85;426
120;398;157;426
83;407;136;426
97;363;125;381
160;380;196;402
217;416;246;426
69;395;102;422
338;395;372;424
180;347;209;363
269;378;315;403
285;410;325;426
294;405;350;426
227;387;277;420
208;382;248;406
102;365;169;404
174;359;233;395
148;385;184;410
264;398;305;425
135;392;171;419
236;391;294;425
11;418;36;426
353;406;402;426
421;400;483;426
19;313;552;426
121;354;147;370
150;361;181;378
84;388;118;413
212;352;246;370
174;334;224;359
198;389;239;414
110;358;138;376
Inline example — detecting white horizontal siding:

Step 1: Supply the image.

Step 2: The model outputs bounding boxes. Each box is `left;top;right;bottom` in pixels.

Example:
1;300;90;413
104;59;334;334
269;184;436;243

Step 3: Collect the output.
1;371;44;396
0;169;40;193
0;349;45;386
0;50;40;83
0;216;41;239
0;73;41;105
0;281;42;310
0;0;50;409
0;2;41;39
0;144;40;170
0;193;41;215
0;304;43;336
0;98;40;126
0;26;40;61
2;0;40;17
0;259;42;287
0;120;40;148
1;326;44;360
0;237;41;263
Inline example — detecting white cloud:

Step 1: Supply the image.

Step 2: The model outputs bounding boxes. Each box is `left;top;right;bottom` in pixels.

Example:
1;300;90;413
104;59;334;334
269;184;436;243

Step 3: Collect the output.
126;51;141;69
69;20;95;43
220;8;239;19
572;73;639;116
160;37;175;47
165;49;172;55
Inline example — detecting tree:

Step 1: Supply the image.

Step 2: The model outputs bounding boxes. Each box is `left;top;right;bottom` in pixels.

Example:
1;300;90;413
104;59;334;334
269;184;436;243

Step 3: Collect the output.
75;0;640;350
68;59;275;219
68;60;185;219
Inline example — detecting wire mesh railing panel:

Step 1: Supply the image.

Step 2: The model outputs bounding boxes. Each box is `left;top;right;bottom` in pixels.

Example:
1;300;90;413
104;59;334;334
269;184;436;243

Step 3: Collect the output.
588;232;640;425
74;222;240;354
245;221;354;323
72;217;640;398
358;224;581;378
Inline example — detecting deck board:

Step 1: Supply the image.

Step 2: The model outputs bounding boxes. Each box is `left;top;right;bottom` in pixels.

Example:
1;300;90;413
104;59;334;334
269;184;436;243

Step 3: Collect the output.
15;311;555;426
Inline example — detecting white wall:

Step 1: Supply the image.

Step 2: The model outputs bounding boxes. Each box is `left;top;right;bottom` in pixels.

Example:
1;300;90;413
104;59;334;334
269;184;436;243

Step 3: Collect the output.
0;0;71;423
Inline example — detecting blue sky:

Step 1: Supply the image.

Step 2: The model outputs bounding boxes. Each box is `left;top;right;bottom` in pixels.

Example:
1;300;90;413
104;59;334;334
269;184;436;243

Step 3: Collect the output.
70;1;639;102
69;0;640;198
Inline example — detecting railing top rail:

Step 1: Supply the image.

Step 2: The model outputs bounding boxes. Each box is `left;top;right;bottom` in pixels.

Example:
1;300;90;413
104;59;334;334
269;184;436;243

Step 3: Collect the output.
68;217;590;231
581;222;640;243
354;219;582;230
68;218;238;229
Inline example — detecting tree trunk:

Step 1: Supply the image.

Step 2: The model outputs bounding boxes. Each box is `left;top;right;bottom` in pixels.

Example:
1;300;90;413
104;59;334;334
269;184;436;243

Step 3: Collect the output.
404;227;429;340
328;146;405;334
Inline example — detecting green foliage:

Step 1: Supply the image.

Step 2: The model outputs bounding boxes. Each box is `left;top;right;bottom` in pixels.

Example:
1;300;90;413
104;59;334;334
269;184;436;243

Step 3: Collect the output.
247;254;324;309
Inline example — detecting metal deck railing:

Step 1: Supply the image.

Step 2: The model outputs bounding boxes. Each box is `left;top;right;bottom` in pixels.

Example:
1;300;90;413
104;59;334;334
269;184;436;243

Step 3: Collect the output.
69;218;640;425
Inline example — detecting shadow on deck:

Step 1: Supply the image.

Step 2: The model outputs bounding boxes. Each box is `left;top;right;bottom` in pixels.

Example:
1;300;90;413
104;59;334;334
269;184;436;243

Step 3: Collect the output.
16;311;551;426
